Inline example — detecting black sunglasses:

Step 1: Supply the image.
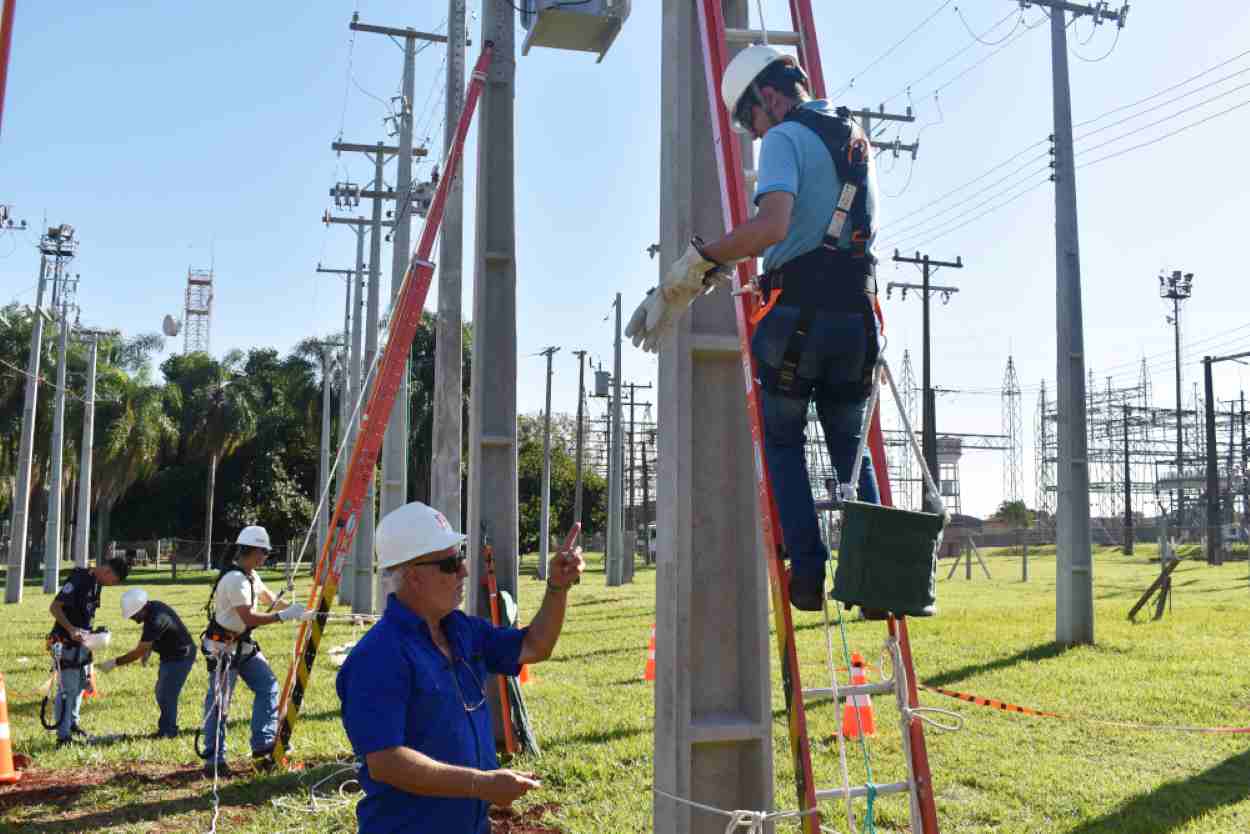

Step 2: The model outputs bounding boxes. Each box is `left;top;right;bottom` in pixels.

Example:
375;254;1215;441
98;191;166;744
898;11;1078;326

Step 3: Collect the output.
415;551;468;575
734;90;758;131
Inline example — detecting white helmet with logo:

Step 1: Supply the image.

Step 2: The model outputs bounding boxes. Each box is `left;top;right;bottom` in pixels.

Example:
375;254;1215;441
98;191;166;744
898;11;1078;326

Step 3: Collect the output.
235;525;272;551
721;44;802;134
121;587;149;619
375;502;467;571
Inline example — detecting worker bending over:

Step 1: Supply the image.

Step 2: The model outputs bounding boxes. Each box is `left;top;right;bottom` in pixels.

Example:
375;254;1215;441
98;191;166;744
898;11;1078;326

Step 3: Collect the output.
48;556;129;745
627;45;882;611
97;588;196;738
200;525;313;776
337;501;585;834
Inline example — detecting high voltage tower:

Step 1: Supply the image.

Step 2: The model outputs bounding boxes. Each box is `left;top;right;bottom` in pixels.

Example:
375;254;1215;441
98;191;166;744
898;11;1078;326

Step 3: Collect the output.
1001;355;1023;502
182;267;213;354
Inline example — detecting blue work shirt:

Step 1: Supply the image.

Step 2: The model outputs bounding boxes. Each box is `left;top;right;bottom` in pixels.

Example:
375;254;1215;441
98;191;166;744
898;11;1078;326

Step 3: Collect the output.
337;594;527;834
755;99;880;272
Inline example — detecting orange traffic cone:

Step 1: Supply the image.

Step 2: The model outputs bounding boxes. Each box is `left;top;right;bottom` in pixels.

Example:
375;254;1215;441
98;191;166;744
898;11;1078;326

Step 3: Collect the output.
643;624;656;682
0;673;21;783
519;664;532;685
83;666;99;700
841;652;876;739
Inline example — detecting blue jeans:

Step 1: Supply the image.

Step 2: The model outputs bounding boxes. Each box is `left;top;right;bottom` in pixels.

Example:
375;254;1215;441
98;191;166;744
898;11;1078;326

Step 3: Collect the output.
55;665;85;741
155;656;194;737
752;304;881;583
201;649;279;762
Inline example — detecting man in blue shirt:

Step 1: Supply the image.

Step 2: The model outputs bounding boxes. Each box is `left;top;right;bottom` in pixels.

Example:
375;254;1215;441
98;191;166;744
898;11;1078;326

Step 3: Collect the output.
337;501;585;834
626;44;881;611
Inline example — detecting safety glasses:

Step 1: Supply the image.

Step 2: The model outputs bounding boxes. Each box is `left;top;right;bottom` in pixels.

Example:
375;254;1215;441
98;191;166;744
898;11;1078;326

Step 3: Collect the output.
733;90;758;133
415;551;468;575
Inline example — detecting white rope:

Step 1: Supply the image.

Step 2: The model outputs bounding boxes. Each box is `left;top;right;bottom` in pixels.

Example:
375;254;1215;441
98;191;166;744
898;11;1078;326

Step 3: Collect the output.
206;650;239;834
653;788;816;834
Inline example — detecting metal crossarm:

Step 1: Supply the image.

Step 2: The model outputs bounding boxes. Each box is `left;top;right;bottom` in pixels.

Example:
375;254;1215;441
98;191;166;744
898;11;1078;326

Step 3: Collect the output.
692;3;941;832
272;42;495;767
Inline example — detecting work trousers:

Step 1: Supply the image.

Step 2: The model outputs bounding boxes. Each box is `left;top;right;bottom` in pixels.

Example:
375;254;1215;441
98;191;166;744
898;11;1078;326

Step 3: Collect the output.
751;303;881;582
55;665;85;741
154;656;195;737
201;649;278;763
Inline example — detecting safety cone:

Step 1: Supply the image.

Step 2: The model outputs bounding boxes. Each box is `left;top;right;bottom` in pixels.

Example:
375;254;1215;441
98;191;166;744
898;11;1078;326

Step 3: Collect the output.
643;624;656;682
0;673;21;783
519;664;532;685
83;666;99;700
841;651;876;739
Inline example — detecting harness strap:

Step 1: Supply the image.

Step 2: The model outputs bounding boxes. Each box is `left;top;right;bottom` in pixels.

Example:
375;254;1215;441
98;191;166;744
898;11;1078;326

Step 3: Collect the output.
775;308;816;398
782;105;873;259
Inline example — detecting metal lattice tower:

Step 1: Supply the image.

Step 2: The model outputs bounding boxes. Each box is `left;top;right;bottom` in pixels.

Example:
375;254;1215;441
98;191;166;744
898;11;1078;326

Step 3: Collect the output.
1001;355;1023;503
183;267;213;354
1034;379;1056;517
897;349;920;510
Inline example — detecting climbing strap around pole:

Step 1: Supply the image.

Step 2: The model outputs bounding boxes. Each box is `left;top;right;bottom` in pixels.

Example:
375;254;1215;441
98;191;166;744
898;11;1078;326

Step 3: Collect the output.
653;788;816;834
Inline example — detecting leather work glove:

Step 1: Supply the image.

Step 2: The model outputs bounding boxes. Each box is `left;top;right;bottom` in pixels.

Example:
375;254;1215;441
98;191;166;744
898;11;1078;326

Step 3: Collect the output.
96;658;117;674
277;603;310;622
625;238;733;354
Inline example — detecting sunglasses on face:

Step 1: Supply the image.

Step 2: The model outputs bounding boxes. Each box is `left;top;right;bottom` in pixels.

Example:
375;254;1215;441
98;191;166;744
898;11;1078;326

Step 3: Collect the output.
414;551;468;575
734;91;758;132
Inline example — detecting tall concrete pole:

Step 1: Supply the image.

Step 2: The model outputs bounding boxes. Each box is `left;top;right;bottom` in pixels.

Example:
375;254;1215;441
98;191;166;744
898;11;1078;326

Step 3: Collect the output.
1049;2;1096;645
606;295;624;586
43;291;70;594
6;256;48;603
432;0;467;528
467;0;518;745
358;146;386;615
72;336;98;568
382;30;418;527
1204;357;1221;565
572;350;587;527
538;346;559;580
318;347;333;558
655;2;772;828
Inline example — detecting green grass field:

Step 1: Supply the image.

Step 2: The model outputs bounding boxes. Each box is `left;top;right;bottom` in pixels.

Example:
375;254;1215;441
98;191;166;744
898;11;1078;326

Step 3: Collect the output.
1;545;1249;833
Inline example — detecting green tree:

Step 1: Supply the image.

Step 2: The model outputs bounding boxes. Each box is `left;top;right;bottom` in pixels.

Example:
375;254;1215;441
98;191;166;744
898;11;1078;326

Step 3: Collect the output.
991;499;1033;529
517;413;606;553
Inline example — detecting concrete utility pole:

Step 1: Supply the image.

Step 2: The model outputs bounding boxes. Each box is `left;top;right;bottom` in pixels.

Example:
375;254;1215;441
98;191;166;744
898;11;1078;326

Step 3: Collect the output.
316;342;342;559
655;2;773;828
322;210;374;605
1022;0;1126;645
315;264;354;582
572;350;588;528
853;105;919;159
6;245;53;604
72;330;111;568
467;0;518;745
1160;269;1193;535
538;346;559;580
888;250;962;512
432;0;468;529
43;264;77;594
606;294;625;586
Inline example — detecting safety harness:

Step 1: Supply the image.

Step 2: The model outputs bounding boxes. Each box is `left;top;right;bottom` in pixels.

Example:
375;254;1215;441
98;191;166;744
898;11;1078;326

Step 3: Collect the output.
202;563;260;668
754;105;879;400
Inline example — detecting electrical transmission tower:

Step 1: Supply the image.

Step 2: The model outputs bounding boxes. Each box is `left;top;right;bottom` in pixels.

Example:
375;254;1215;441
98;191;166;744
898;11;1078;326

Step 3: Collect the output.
183;267;214;354
1002;355;1023;503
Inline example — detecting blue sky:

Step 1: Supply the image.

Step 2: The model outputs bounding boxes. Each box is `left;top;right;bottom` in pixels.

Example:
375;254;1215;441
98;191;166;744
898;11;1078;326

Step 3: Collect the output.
4;1;1250;517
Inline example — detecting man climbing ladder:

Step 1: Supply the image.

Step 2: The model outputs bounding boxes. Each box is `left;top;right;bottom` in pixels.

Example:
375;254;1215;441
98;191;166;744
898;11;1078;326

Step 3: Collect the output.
628;43;882;612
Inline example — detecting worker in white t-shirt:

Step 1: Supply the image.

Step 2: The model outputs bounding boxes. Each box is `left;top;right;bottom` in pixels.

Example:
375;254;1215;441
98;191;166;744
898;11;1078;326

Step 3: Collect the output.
199;525;314;777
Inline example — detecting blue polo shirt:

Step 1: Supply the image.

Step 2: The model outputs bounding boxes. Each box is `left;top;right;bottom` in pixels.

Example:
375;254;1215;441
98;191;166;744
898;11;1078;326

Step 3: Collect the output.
337;594;527;834
755;99;880;272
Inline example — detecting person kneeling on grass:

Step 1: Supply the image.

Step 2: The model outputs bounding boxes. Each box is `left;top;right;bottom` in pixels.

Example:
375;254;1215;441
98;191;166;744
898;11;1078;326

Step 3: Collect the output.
95;588;197;739
337;501;585;834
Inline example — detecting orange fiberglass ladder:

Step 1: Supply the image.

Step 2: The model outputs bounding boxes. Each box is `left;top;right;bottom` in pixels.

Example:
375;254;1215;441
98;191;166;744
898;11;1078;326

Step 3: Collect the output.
693;3;941;832
271;42;494;766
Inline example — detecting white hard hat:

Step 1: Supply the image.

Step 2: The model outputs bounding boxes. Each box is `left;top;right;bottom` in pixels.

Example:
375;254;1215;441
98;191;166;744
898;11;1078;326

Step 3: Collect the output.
375;502;466;571
120;588;149;619
236;525;272;551
721;44;799;134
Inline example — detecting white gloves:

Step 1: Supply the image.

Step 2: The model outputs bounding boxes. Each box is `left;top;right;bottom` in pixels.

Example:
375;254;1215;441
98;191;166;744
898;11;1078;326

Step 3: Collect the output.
626;239;733;354
277;603;316;623
96;658;117;673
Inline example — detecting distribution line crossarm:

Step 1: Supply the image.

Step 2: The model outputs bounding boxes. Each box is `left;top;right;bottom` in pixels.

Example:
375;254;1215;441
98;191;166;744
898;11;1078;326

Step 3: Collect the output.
687;2;942;832
272;42;494;766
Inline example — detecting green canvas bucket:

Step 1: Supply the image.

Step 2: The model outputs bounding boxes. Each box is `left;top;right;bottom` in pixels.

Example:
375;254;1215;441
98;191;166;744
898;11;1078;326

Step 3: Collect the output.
832;500;945;617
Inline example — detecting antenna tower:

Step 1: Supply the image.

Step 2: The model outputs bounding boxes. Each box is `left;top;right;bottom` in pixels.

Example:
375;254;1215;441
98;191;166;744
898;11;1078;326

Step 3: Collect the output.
183;267;214;354
1002;355;1024;503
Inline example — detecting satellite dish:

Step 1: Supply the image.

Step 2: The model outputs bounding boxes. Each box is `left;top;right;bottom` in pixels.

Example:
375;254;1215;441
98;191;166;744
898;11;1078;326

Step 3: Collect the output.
162;314;181;337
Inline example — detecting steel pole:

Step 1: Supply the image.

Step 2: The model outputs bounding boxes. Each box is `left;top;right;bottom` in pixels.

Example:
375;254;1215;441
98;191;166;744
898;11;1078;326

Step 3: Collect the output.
1174;295;1184;535
72;337;98;568
539;347;558;580
573;350;587;527
1204;357;1221;564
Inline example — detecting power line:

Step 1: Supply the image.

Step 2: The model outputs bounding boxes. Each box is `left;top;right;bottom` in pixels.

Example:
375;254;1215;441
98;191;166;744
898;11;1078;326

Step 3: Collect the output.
831;0;955;98
880;156;1049;241
882;175;1050;254
881;8;1023;107
1077;95;1250;170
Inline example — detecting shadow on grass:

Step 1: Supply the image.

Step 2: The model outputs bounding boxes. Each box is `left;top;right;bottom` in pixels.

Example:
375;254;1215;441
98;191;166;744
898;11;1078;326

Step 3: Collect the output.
542;724;646;751
543;645;639;665
1067;748;1250;834
921;642;1069;689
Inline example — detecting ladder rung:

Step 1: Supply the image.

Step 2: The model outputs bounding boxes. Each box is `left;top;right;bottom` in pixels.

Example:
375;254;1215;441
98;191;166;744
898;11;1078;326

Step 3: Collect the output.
816;780;912;802
802;681;895;702
480;434;512;447
725;28;802;46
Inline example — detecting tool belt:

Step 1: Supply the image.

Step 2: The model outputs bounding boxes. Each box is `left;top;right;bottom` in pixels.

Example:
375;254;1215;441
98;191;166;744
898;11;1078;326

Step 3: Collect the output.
46;632;92;669
201;623;258;670
759;247;877;313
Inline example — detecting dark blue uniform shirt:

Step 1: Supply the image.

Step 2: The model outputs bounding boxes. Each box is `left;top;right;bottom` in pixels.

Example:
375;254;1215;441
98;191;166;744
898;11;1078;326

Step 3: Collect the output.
337;594;526;834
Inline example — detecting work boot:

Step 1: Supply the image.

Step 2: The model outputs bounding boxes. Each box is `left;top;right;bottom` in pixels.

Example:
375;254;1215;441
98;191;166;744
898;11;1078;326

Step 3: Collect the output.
252;746;276;772
203;761;232;778
788;574;825;612
55;736;79;748
70;723;90;739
